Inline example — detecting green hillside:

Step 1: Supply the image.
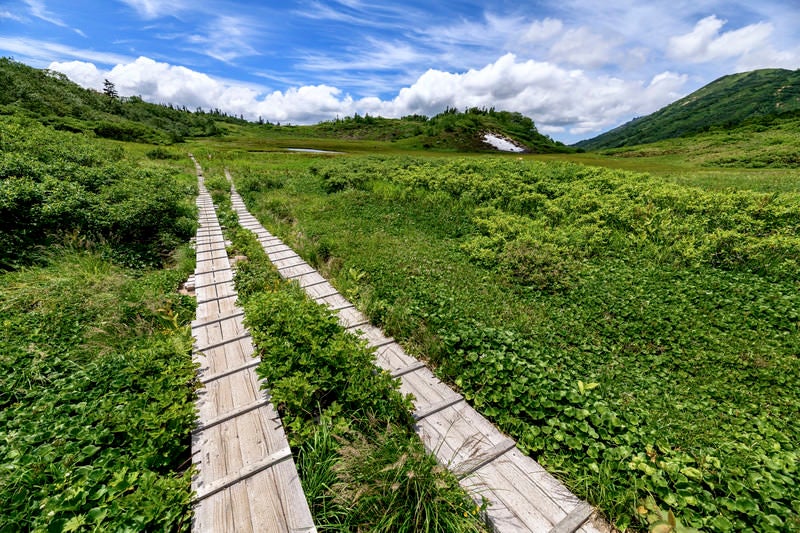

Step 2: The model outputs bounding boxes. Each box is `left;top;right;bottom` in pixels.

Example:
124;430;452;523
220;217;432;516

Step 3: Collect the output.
576;68;800;150
0;58;565;153
306;107;570;153
0;57;244;143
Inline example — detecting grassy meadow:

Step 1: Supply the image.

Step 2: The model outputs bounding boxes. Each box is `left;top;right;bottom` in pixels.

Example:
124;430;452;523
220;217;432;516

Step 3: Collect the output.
187;125;800;532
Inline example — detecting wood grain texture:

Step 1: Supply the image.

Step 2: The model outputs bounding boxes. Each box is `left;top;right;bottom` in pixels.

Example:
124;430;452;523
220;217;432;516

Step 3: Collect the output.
190;160;315;533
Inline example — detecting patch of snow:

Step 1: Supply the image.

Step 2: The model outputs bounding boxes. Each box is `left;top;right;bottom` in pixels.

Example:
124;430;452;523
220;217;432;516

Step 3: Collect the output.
285;148;342;154
482;133;525;152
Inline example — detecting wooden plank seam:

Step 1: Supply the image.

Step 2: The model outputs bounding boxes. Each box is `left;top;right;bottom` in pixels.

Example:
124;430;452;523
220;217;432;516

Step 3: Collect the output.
390;361;426;378
199;359;261;385
195;398;270;433
454;438;517;479
548;502;595;533
413;396;465;421
193;447;293;503
191;310;246;329
195;293;237;305
194;332;252;353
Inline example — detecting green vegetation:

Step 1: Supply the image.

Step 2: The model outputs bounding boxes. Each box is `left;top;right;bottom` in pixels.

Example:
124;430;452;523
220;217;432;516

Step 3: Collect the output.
0;116;197;269
312;107;569;153
594;110;800;170
4;56;800;532
203;181;488;532
0;114;198;531
577;68;800;150
218;151;799;532
0;57;244;143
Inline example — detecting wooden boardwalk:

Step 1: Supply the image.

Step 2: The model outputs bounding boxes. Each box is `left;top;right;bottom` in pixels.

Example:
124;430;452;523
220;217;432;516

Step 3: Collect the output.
227;172;609;533
189;157;316;533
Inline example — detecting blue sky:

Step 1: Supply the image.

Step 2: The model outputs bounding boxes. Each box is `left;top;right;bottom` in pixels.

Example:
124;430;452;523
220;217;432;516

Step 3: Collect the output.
1;0;799;143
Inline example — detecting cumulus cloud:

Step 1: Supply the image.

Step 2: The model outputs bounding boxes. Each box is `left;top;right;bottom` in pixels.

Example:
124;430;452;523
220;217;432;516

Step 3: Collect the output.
668;15;774;63
50;54;687;139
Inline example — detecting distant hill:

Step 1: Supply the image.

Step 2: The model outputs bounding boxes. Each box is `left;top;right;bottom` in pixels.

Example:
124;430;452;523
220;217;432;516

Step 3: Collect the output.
0;57;245;143
575;68;800;150
296;107;570;153
0;57;566;152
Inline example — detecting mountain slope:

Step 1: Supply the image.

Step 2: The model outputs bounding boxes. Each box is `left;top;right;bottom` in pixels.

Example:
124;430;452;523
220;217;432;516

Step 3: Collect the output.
576;68;800;150
0;57;244;143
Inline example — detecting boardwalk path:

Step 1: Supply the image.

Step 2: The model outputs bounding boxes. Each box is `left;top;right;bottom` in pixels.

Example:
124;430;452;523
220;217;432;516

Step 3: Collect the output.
226;170;608;533
189;157;316;533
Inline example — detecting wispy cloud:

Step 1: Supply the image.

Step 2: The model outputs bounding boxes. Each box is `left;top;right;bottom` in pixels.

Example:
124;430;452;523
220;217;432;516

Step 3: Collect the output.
182;14;261;63
1;10;25;22
24;0;66;27
117;0;186;19
0;37;132;66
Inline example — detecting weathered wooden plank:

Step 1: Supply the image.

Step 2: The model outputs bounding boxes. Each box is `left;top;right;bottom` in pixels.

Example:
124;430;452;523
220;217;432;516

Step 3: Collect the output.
267;249;300;261
372;342;420;373
550;502;594;533
191;172;316;533
194;447;292;502
390;360;426;378
294;271;327;287
304;281;338;300
282;263;317;279
195;332;252;353
200;359;261;384
191;310;245;330
413;395;464;421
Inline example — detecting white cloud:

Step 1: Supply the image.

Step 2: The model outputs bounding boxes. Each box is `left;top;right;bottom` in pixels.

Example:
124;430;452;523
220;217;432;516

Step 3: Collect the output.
183;14;260;63
550;27;620;67
0;37;131;66
1;10;24;21
48;60;106;89
117;0;185;19
49;54;689;140
668;15;774;63
25;0;65;27
522;18;563;43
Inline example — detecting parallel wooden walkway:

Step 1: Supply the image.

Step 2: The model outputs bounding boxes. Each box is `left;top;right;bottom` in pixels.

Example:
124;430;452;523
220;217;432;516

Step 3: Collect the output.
189;157;316;533
226;171;609;533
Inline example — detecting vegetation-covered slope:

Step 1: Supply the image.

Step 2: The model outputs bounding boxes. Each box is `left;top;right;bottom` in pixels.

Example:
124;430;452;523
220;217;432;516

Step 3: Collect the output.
596;109;800;169
0;57;246;143
576;68;800;150
309;107;570;153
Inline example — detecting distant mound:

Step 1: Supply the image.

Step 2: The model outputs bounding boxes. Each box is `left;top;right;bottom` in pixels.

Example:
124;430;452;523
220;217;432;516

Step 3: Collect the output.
0;57;244;143
575;68;800;150
312;107;570;153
